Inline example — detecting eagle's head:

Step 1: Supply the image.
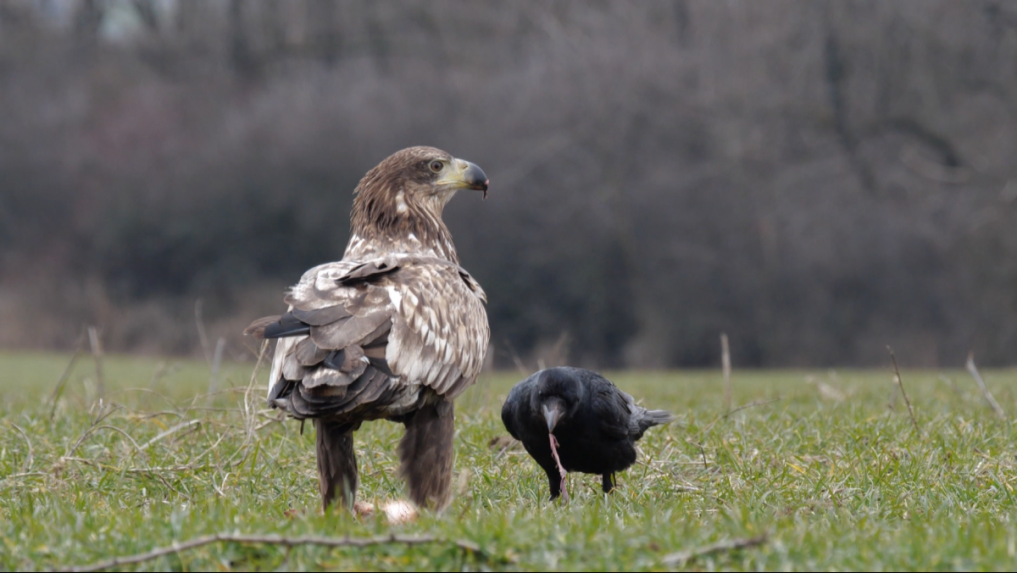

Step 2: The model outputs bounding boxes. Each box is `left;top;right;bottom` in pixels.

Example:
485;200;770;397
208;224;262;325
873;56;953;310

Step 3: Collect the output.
349;146;488;262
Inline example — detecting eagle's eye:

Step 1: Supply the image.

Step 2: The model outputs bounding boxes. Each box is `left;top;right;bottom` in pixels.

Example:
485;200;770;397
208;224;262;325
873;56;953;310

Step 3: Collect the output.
428;160;445;173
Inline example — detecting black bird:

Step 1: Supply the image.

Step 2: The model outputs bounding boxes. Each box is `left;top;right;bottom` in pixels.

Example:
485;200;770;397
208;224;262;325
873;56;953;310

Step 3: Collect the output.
501;367;675;500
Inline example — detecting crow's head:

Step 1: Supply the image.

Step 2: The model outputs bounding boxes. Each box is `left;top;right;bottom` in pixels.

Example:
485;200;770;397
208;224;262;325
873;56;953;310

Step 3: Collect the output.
532;368;585;433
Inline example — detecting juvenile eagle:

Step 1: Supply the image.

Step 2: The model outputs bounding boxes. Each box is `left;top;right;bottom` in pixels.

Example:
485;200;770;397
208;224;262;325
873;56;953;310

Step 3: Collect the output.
246;146;490;511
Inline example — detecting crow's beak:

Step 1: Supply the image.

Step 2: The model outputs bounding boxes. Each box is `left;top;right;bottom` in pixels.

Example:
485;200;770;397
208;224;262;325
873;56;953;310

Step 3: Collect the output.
542;401;563;432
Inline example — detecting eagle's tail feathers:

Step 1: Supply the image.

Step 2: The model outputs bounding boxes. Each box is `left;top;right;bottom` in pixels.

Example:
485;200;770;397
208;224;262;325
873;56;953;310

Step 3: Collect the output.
263;314;312;339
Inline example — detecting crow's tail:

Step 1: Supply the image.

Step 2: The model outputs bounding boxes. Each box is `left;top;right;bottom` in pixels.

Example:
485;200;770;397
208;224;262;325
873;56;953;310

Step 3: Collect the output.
633;407;676;438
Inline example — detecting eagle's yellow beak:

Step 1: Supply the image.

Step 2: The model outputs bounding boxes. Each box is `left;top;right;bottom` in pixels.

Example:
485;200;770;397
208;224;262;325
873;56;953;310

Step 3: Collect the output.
438;159;489;197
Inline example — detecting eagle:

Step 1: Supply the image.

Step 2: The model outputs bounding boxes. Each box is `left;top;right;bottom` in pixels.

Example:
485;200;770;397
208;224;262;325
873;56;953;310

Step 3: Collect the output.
245;146;490;511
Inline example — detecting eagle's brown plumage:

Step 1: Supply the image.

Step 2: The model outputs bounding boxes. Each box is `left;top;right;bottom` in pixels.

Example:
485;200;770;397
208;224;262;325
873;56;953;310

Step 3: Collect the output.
245;146;490;511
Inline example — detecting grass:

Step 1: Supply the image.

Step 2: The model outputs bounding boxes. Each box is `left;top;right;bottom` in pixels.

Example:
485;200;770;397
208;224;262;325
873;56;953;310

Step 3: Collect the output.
2;350;1016;571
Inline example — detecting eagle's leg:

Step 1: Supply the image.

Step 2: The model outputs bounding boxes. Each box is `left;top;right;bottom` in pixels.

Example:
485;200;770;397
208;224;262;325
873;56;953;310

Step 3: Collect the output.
315;420;358;511
602;472;616;494
398;399;455;511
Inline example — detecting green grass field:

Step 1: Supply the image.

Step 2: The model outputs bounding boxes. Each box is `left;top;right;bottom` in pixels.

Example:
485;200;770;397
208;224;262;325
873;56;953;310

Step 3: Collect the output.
2;351;1016;571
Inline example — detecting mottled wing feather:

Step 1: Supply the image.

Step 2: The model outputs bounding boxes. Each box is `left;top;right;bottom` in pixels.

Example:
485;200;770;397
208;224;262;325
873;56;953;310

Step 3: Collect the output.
291;305;353;326
294;337;329;366
260;255;489;419
384;261;489;400
310;313;389;350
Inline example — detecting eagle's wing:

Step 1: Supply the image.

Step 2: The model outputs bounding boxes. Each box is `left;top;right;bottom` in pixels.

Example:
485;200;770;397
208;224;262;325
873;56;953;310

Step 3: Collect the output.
247;254;489;419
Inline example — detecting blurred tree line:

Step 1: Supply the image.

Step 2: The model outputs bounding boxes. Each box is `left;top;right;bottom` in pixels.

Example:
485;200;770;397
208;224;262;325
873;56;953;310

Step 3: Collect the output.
1;0;1015;368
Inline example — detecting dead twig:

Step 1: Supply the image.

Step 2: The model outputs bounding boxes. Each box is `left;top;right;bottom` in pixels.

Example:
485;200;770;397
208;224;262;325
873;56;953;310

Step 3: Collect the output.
937;375;963;397
660;534;768;566
966;352;1006;419
65;425;145;459
723;397;781;419
210;337;226;392
254;415;285;432
501;338;529;375
218;341;270;473
194;299;212;367
140;419;201;450
684;439;710;470
888;347;920;434
6;422;34;472
49;331;86;420
721;333;732;413
64;405;120;459
57;533;501;572
133;410;186;421
87;326;105;401
0;471;46;483
125;469;191;500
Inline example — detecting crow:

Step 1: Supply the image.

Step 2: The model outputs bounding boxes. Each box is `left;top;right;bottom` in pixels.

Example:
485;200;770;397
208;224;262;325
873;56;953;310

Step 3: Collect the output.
501;367;675;500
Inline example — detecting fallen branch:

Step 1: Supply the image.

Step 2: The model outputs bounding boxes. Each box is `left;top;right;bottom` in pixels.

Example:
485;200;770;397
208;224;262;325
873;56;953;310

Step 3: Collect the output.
965;352;1006;419
660;534;768;566
57;533;499;572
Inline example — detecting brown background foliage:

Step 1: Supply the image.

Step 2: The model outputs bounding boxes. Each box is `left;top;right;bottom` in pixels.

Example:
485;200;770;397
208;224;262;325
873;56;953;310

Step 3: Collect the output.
1;0;1015;368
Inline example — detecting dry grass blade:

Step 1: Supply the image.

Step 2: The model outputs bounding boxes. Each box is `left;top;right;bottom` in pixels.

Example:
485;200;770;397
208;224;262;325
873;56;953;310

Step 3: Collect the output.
56;533;502;572
64;425;144;460
966;352;1006;419
660;534;768;566
64;405;120;459
140;419;201;450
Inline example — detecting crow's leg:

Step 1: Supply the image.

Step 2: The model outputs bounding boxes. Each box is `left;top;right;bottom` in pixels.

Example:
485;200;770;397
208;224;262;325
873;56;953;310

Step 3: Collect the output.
398;400;455;511
544;465;563;500
315;420;358;511
602;472;616;494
